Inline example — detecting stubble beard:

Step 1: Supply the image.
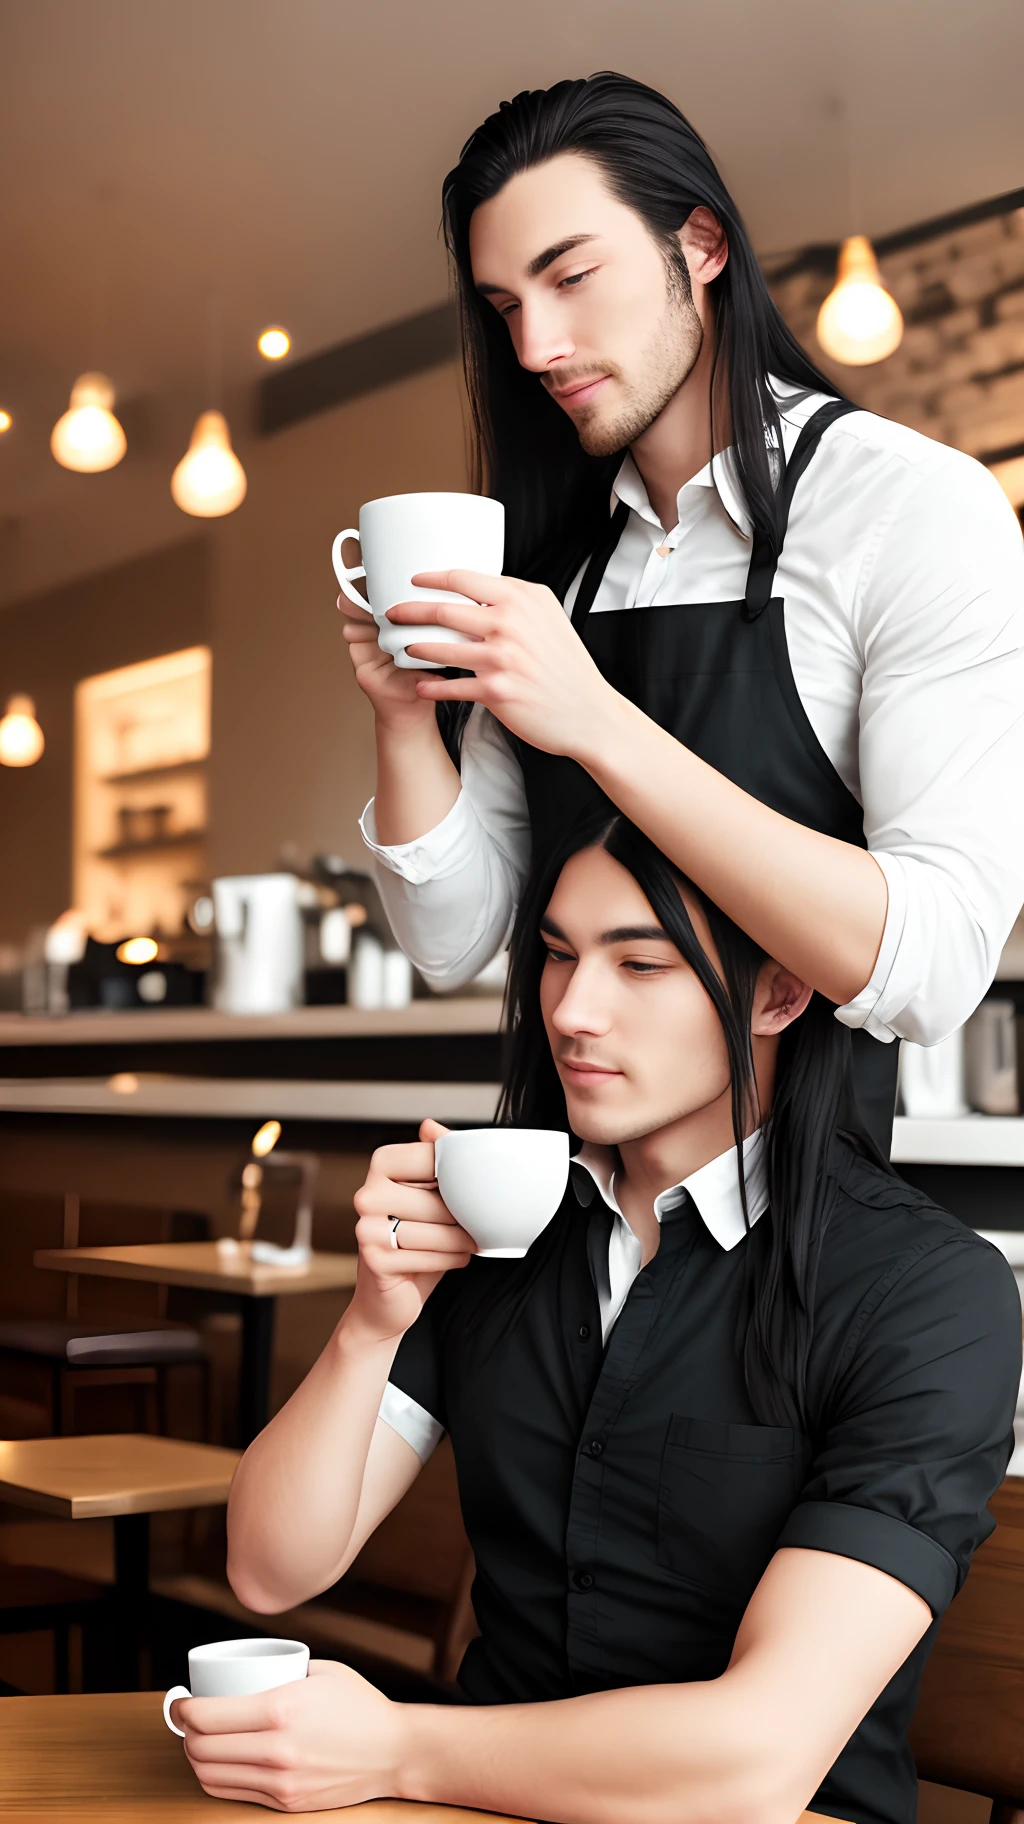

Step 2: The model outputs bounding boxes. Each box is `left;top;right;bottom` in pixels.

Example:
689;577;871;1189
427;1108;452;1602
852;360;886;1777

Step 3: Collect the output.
573;260;704;460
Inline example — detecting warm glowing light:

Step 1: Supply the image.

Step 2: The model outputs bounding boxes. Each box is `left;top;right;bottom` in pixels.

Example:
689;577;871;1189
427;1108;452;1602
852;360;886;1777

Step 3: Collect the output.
50;373;127;472
0;694;45;767
252;1119;282;1158
117;936;159;965
108;1072;140;1095
258;327;291;360
171;410;247;517
0;410;11;434
816;236;903;366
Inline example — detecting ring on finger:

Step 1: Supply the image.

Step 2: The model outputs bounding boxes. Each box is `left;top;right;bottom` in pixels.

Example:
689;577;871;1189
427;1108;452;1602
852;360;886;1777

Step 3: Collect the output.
389;1217;401;1250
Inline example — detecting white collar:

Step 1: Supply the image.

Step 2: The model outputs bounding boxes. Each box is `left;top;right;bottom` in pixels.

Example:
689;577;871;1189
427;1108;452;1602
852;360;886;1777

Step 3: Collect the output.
610;379;831;540
571;1128;768;1252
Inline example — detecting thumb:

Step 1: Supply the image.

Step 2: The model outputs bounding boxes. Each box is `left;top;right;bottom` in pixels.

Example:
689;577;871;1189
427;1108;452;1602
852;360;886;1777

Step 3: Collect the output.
419;1118;451;1142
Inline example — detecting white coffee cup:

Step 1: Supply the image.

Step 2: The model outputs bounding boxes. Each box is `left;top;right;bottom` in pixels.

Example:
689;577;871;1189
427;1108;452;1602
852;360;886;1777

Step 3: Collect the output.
433;1128;570;1258
163;1637;309;1736
332;491;504;670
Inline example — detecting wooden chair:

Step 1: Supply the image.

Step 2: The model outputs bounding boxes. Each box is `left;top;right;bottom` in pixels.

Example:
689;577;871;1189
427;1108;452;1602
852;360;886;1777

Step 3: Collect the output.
0;1193;210;1438
910;1477;1024;1822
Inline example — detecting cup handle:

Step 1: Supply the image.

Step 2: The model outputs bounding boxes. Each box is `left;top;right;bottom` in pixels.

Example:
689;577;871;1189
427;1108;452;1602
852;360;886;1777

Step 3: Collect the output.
332;529;372;614
163;1685;191;1736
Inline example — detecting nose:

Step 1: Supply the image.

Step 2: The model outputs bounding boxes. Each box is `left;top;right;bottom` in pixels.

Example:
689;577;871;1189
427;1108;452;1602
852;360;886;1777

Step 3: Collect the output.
549;956;613;1040
513;297;576;375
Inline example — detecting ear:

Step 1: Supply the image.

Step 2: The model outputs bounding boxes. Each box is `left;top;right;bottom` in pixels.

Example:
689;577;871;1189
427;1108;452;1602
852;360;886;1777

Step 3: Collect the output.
677;207;728;287
750;961;812;1038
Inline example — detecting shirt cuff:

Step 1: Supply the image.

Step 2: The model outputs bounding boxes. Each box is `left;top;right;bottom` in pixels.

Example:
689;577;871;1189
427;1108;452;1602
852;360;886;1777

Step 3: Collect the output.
359;792;478;886
378;1381;445;1464
833;850;908;1042
777;1498;959;1615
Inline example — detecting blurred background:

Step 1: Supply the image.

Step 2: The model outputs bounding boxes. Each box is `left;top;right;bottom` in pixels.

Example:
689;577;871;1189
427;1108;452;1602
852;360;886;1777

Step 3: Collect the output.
1;8;1023;1814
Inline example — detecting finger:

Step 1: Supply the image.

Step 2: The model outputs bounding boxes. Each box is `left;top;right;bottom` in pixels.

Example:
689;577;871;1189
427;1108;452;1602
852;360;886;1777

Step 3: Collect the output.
358;1182;455;1223
403;641;487;668
419;1118;451;1142
415;676;489;703
336;591;375;618
368;1248;474;1272
410;568;509;601
361;1216;475;1253
187;1768;283;1808
185;1728;287;1768
385;598;497;635
368;1139;440;1182
174;1691;276;1736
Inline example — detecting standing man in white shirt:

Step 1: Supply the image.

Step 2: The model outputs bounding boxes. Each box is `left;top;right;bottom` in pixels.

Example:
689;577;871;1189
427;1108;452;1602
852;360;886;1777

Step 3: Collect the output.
343;71;1024;1153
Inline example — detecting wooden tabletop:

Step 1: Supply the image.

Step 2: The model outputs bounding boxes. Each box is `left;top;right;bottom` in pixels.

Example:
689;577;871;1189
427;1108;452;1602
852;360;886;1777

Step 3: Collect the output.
0;1434;240;1519
0;1690;534;1822
0;1690;846;1821
34;1240;359;1297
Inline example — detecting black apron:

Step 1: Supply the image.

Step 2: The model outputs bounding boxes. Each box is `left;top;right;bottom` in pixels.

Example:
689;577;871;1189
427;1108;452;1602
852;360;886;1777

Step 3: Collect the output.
516;399;899;1155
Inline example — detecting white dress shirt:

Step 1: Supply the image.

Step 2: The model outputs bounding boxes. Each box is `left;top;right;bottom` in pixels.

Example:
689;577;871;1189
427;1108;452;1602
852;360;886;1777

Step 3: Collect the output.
361;386;1024;1048
378;1131;769;1464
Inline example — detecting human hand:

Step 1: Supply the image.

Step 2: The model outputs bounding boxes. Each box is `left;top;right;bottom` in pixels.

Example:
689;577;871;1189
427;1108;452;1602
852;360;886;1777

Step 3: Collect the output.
339;596;437;739
348;1117;475;1344
387;569;620;761
176;1658;404;1811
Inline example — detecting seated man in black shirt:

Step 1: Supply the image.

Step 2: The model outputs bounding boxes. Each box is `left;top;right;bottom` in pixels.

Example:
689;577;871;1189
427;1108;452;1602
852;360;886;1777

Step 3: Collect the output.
201;814;1021;1824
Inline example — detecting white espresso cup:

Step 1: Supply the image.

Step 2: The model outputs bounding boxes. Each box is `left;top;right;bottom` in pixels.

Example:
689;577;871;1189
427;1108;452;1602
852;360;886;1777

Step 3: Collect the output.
332;491;504;670
434;1128;570;1258
163;1637;309;1736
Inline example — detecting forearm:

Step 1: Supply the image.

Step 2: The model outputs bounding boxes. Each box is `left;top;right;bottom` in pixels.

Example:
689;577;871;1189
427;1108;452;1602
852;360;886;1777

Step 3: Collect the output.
397;1672;789;1824
373;715;461;847
226;1310;400;1612
582;693;887;1006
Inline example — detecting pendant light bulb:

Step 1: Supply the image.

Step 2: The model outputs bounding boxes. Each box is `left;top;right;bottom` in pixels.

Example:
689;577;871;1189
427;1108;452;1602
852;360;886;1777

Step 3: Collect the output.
816;236;903;366
0;694;45;767
171;410;247;517
50;373;127;472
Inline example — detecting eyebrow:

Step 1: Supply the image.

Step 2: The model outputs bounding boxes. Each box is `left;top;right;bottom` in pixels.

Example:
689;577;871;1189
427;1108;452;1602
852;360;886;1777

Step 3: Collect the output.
476;233;599;296
540;915;671;946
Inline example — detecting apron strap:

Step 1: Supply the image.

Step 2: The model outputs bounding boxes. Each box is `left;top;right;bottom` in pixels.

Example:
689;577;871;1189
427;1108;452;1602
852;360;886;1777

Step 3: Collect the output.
743;399;860;621
570;500;631;632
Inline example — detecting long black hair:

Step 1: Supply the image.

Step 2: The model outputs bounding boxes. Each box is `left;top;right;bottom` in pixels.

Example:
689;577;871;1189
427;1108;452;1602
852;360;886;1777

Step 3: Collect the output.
496;811;885;1432
442;71;843;603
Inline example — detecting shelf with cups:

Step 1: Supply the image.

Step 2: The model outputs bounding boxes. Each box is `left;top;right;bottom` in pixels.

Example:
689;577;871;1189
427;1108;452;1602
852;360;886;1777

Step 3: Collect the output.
94;828;207;861
98;758;207;788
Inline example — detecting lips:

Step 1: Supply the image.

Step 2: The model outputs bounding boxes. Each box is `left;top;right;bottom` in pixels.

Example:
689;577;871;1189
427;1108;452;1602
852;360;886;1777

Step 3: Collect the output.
560;1057;622;1085
550;375;609;408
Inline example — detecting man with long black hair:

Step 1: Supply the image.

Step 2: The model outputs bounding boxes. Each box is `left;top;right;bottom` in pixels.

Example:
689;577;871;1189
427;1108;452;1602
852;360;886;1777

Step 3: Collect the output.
345;72;1024;1154
198;814;1019;1823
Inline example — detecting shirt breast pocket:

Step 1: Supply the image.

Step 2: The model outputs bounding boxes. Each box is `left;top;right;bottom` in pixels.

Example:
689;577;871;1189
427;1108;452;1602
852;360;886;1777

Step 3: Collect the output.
656;1414;807;1608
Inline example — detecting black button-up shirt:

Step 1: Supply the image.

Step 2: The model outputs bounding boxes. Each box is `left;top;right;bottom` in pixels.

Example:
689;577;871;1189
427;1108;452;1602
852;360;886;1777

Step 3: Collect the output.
388;1137;1021;1824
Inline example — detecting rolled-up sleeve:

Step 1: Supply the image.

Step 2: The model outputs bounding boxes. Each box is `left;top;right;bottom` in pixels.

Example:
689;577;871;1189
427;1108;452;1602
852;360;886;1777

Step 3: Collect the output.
360;707;532;990
779;1233;1022;1614
837;455;1024;1046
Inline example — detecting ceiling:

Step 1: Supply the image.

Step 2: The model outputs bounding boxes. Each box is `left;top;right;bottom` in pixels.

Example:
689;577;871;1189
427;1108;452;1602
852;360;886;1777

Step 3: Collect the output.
2;0;1023;594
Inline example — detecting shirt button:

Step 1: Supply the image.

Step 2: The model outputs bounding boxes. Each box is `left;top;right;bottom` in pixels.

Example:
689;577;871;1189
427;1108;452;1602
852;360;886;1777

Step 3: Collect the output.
578;1324;591;1341
656;543;671;556
588;1438;604;1457
573;1570;595;1591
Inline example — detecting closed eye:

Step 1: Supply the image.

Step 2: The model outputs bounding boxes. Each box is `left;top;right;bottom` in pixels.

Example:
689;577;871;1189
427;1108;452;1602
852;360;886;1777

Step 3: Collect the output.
622;959;671;976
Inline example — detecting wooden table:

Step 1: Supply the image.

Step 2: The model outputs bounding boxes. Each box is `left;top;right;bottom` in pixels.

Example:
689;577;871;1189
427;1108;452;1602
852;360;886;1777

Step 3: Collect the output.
0;1690;846;1821
35;1242;358;1445
0;1689;535;1821
0;1434;239;1687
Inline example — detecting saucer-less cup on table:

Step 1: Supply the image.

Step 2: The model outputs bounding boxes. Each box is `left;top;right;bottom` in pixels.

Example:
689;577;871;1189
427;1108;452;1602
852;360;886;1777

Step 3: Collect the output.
332;491;504;670
163;1637;309;1736
434;1128;570;1257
